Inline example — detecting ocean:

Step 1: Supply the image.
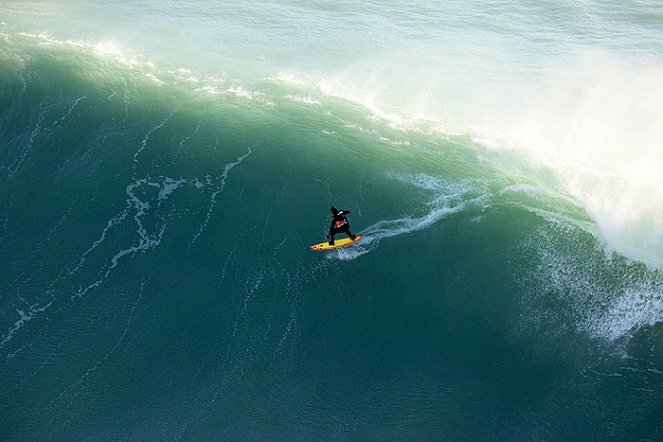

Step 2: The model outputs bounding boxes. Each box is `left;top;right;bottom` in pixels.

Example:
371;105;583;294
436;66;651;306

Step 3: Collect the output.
1;0;663;440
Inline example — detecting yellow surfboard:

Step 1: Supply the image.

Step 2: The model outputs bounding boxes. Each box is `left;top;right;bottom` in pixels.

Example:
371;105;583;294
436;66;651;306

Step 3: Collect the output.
308;235;362;251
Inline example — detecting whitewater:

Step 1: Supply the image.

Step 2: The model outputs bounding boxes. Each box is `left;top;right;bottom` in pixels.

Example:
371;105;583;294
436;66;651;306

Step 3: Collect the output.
1;0;663;439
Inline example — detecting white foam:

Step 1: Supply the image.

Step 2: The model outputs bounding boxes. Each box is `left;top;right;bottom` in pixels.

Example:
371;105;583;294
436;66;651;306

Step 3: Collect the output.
8;106;44;177
308;50;663;269
272;71;309;87
226;86;263;99
521;224;663;345
329;173;487;260
329;202;477;261
72;210;129;273
285;94;320;105
122;176;184;249
144;73;165;85
194;85;221;94
52;95;87;127
158;177;185;200
18;32;140;67
586;288;663;342
70;174;187;301
133;110;177;164
1;298;54;348
388;172;449;191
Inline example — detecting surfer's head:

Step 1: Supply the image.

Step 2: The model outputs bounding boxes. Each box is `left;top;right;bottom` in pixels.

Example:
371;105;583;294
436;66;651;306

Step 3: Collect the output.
330;206;338;214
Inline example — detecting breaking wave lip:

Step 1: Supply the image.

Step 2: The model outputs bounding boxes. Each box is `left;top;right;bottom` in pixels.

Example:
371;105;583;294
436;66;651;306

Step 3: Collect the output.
17;32;143;66
10;32;273;104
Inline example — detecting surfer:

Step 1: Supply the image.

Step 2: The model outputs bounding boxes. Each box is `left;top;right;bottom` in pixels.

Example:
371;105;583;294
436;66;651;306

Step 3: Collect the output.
328;206;356;245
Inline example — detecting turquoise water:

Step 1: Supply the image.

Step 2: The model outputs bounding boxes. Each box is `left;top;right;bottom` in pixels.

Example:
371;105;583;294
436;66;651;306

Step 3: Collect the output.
1;1;663;439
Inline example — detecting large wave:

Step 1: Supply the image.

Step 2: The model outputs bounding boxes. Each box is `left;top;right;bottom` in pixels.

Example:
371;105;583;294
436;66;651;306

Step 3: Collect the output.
2;14;663;439
311;51;663;269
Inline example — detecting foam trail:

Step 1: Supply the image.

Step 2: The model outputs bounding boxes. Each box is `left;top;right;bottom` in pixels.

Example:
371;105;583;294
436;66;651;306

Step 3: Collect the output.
1;296;54;349
16;71;27;101
52;95;87;127
71;210;129;274
122;80;130;122
71;279;103;301
108;177;184;271
133;110;178;164
190;146;254;247
331;173;488;260
170;121;201;166
70;176;184;300
334;200;482;261
9;103;51;177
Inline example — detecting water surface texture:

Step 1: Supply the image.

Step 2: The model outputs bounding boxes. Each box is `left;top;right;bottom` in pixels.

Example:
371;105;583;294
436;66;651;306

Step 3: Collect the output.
1;1;663;439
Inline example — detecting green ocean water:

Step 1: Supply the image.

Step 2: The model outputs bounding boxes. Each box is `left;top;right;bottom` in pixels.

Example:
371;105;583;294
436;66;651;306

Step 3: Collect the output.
2;1;663;440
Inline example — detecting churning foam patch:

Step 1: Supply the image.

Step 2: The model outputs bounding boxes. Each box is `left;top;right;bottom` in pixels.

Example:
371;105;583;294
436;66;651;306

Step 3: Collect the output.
522;223;663;345
501;58;663;269
519;61;663;269
503;58;663;269
586;288;663;343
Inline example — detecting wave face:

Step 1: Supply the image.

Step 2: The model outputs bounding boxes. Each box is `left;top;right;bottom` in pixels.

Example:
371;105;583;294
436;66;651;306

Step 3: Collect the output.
2;1;663;440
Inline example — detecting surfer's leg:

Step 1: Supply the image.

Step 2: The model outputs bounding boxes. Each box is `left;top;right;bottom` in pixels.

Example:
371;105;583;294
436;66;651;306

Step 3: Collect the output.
329;230;335;245
342;225;356;240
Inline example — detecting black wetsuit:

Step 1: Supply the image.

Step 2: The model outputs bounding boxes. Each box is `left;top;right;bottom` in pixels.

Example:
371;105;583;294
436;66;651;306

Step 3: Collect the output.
329;209;356;245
